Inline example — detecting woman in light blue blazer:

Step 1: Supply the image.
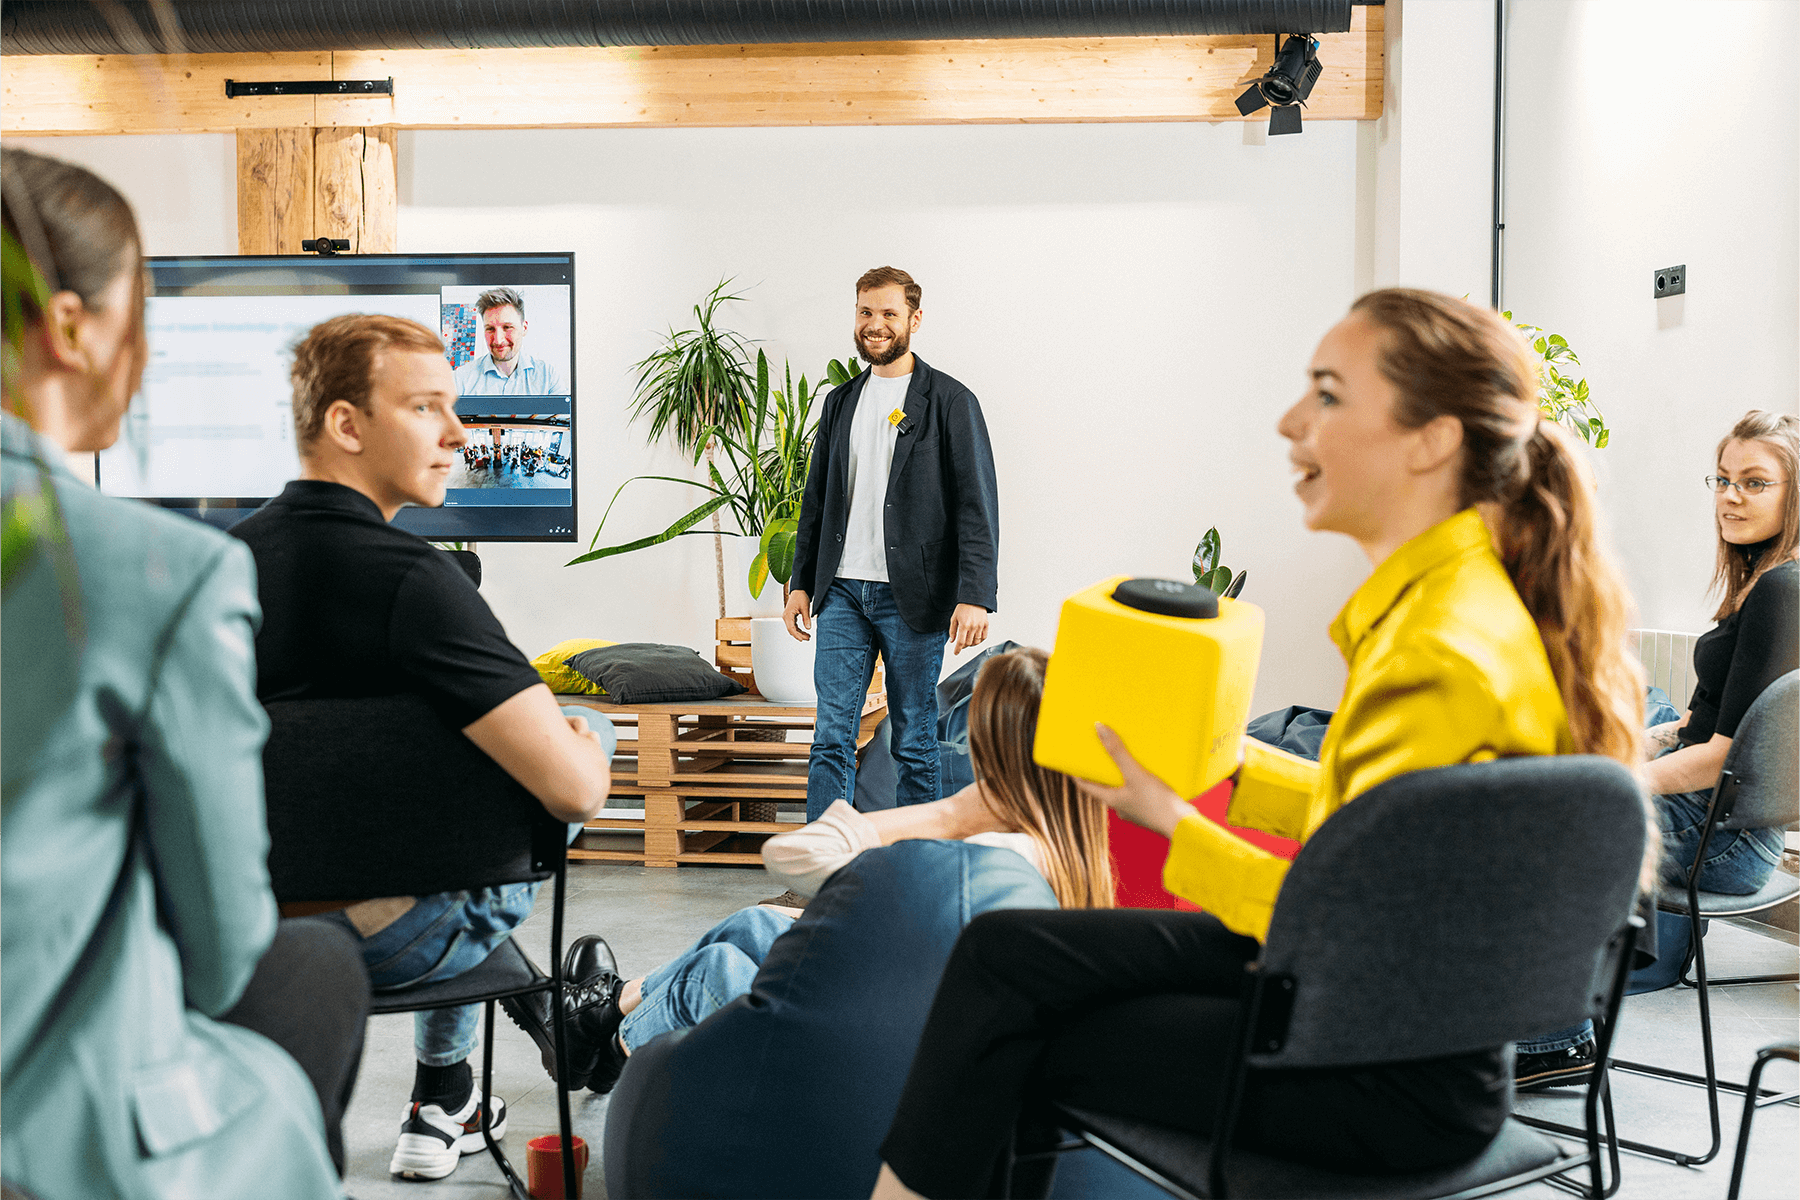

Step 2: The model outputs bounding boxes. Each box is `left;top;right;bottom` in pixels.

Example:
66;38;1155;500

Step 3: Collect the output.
2;150;364;1199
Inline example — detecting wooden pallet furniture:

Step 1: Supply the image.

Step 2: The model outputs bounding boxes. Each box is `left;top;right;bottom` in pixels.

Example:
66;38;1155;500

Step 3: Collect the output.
558;618;885;867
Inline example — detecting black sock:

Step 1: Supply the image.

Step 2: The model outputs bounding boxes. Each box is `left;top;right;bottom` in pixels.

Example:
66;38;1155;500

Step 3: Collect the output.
412;1059;473;1112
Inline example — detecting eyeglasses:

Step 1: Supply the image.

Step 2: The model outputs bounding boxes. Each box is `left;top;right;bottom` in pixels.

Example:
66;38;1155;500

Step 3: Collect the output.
1705;476;1784;496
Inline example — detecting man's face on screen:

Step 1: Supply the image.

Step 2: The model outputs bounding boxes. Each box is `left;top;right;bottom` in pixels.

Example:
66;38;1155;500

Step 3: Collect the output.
360;349;467;514
482;304;527;364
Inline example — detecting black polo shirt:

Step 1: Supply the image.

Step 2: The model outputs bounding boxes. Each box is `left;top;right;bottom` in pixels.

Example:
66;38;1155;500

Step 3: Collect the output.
231;480;542;727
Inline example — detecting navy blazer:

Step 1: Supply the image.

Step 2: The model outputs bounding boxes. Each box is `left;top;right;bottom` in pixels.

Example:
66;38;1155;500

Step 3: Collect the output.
791;356;999;634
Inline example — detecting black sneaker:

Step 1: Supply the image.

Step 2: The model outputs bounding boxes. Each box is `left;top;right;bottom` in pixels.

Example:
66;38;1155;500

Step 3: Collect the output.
1515;1038;1598;1092
499;935;619;1087
388;1090;506;1180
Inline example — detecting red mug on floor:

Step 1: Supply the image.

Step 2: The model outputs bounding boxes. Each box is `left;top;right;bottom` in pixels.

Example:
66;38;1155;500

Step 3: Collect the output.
526;1134;588;1199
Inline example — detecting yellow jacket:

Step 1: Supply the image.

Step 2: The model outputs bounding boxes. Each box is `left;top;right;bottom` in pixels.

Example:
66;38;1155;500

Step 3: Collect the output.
1164;508;1573;940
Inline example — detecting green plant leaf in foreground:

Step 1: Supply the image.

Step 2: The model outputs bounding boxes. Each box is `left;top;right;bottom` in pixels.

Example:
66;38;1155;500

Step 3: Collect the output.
1193;527;1221;581
566;494;734;566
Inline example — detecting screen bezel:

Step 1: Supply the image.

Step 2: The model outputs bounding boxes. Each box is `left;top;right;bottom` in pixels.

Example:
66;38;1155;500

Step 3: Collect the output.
99;250;579;544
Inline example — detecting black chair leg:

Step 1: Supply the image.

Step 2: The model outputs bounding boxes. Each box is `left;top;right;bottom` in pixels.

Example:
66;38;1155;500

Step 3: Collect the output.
1727;1046;1800;1200
481;999;532;1200
1605;906;1722;1165
549;862;577;1200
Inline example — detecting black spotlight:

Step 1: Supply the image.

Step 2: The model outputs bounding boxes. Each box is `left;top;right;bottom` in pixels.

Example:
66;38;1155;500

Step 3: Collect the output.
1235;34;1322;136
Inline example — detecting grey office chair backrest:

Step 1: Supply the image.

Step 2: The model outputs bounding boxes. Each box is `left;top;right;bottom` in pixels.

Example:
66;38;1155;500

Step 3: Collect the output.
1252;756;1647;1070
1715;670;1799;832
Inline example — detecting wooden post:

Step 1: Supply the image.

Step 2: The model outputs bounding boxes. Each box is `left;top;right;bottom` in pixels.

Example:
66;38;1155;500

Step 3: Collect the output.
235;128;313;255
314;127;398;253
236;126;397;255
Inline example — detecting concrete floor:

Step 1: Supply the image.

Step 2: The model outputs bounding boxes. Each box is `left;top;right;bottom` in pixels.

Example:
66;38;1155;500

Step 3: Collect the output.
340;861;1799;1200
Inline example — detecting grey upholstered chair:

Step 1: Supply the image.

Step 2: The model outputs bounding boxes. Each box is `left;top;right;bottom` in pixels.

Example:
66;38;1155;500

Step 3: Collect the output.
1003;756;1649;1200
1601;670;1800;1167
262;693;580;1200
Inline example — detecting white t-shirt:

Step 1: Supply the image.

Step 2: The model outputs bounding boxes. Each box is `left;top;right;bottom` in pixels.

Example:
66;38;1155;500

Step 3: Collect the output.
835;370;910;583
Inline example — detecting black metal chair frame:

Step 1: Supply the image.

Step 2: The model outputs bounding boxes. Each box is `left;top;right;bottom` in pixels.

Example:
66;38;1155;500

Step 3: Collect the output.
1725;1043;1799;1200
997;758;1650;1200
261;695;582;1200
1008;931;1636;1200
1522;673;1800;1168
363;840;578;1200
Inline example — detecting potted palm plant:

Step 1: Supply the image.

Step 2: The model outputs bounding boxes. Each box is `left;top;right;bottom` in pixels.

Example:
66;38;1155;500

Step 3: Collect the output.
570;279;753;618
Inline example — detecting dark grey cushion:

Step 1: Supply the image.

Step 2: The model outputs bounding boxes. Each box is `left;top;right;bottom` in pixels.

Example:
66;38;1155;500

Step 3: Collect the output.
565;643;747;704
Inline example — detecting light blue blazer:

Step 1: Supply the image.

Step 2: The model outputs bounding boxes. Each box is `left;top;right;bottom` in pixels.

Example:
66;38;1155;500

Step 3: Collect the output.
1;415;340;1199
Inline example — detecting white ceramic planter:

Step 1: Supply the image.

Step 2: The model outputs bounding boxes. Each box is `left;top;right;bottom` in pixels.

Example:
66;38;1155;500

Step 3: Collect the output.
735;536;786;619
750;616;817;705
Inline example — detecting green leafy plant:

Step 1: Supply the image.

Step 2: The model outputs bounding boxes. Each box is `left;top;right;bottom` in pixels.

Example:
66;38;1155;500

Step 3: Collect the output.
1192;526;1245;598
571;347;828;603
571;280;755;614
1506;312;1608;449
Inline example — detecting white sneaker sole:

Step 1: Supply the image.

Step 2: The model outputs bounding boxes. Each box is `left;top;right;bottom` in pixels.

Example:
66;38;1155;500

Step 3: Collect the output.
388;1110;507;1179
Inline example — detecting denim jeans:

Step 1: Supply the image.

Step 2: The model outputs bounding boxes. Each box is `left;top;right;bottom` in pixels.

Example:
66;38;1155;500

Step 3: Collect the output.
808;579;946;820
322;706;616;1065
618;906;795;1051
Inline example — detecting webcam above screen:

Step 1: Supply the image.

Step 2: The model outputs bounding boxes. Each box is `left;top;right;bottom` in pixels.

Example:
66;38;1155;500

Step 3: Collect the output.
95;252;578;542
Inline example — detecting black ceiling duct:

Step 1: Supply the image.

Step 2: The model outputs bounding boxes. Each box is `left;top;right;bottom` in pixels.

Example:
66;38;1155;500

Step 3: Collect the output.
1;1;1356;56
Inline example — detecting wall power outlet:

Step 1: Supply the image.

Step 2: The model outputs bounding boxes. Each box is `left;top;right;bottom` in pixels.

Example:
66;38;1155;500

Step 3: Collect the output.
1654;264;1686;298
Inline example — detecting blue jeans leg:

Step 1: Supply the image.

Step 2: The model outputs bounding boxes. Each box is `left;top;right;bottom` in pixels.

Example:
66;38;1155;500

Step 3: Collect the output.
1656;785;1783;895
809;580;881;820
324;881;541;1066
617;906;794;1050
807;579;946;820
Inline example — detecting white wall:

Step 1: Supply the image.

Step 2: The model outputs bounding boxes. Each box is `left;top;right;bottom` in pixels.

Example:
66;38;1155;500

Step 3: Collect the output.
1502;0;1800;635
400;123;1370;712
4;118;1378;715
1365;0;1496;297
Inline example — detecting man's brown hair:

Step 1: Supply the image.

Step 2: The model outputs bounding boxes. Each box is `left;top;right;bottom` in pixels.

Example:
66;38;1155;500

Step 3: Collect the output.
855;266;921;312
290;313;445;452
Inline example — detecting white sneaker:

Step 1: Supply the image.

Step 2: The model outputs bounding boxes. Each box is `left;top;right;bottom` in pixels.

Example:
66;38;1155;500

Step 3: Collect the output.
388;1090;508;1180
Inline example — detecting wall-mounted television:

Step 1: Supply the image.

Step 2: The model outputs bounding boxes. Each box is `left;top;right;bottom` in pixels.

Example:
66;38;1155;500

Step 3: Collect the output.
97;252;577;542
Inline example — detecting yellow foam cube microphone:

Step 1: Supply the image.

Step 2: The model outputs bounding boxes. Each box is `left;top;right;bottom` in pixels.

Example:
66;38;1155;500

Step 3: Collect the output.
1033;576;1264;796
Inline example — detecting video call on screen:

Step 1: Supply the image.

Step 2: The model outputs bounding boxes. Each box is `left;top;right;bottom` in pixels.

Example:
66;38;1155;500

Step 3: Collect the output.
97;253;578;542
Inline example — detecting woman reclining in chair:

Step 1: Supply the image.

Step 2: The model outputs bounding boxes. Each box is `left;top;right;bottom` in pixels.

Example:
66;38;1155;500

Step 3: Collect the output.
871;289;1661;1198
565;647;1115;1094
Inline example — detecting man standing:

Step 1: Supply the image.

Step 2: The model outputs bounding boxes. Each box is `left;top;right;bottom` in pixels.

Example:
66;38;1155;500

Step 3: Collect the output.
454;287;566;395
784;267;1000;831
233;314;628;1182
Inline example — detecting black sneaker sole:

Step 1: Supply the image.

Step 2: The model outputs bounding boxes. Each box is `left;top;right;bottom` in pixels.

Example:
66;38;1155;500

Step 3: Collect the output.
1515;1062;1596;1092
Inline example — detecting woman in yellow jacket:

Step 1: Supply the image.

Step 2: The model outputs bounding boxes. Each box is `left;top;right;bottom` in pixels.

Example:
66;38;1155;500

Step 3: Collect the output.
871;290;1648;1198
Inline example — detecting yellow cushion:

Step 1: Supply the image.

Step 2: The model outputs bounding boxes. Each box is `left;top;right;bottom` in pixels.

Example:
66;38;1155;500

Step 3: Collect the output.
532;638;617;694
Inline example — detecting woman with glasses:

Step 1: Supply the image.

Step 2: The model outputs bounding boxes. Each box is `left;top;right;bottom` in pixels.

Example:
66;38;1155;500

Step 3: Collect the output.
1649;410;1797;889
1514;409;1798;1090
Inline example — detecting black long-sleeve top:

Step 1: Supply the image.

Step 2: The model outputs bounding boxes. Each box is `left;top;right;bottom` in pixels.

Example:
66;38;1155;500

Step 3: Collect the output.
1679;556;1798;745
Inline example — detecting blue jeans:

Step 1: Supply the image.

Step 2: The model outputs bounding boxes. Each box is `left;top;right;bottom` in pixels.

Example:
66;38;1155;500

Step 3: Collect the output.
808;579;945;820
323;706;616;1065
618;906;794;1051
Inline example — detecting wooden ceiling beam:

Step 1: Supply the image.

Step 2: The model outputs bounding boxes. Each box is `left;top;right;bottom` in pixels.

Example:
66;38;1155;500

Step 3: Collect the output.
2;7;1380;136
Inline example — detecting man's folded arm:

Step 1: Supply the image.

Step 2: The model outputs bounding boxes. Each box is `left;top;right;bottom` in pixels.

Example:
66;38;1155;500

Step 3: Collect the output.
463;684;611;823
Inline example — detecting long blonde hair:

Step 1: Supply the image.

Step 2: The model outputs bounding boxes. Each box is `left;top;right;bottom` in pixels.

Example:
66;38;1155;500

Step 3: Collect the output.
965;648;1115;909
1708;409;1799;620
1350;289;1643;771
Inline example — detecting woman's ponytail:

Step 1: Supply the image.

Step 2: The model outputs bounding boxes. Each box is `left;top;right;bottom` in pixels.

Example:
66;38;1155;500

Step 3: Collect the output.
1503;420;1642;769
1351;289;1643;771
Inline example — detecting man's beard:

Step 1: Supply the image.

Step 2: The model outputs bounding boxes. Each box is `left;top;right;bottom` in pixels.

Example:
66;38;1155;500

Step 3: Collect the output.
490;343;518;363
856;326;910;367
